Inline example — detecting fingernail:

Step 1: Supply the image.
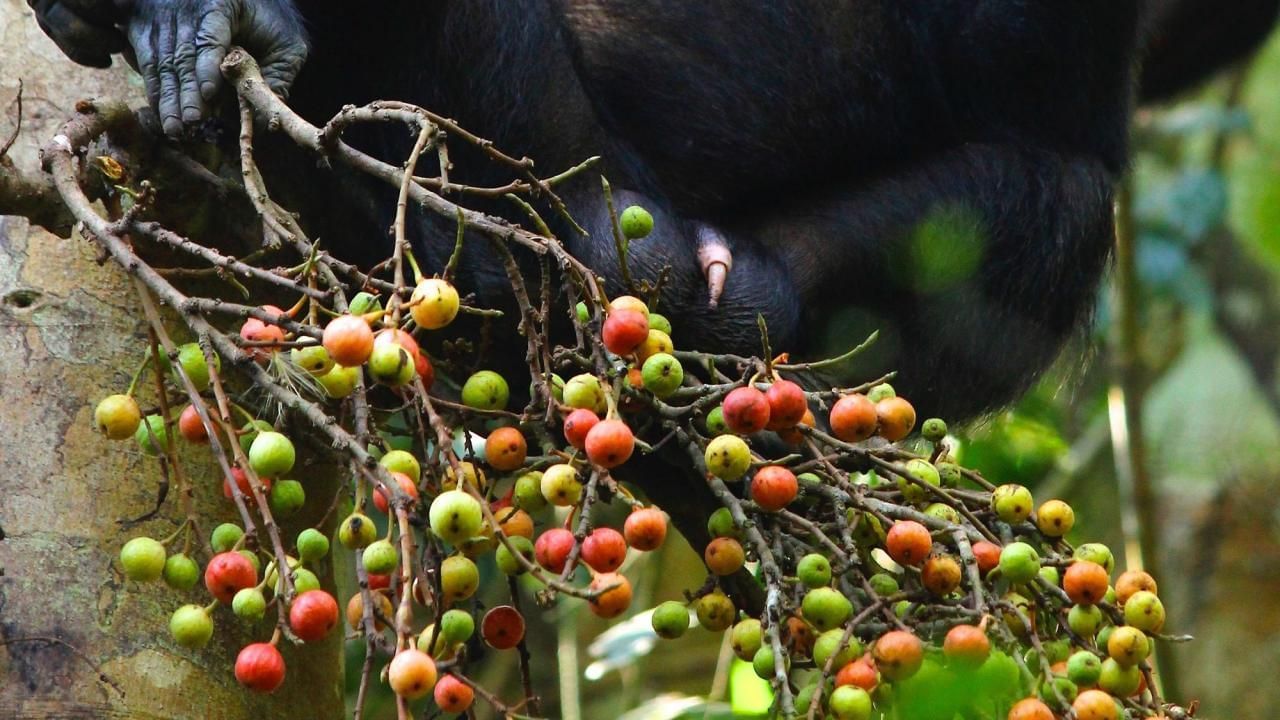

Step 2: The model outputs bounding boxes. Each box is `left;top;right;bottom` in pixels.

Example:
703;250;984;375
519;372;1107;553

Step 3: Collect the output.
200;81;216;99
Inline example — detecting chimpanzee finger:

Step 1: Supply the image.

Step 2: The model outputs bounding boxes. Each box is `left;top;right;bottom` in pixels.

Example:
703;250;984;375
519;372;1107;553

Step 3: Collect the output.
258;39;309;100
174;22;204;125
194;4;233;102
127;17;161;113
153;13;183;136
38;3;127;68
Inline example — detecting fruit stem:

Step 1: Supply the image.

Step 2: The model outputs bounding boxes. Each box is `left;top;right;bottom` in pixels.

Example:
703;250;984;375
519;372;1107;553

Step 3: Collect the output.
124;353;152;398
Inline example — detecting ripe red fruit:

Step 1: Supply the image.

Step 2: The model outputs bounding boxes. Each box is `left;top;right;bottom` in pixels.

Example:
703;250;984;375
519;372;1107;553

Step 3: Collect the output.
971;541;1001;576
922;555;963;595
322;314;374;367
835;657;878;690
776;407;816;445
1064;561;1110;605
703;537;746;576
829;394;877;443
205;551;257;604
585;419;635;468
581;527;628;573
177;404;208;443
240;305;287;362
388;649;438;700
373;471;420;514
289;590;339;642
222;467;272;503
750;465;798;512
1115;570;1158;605
602;308;650;355
563;408;600;450
534;528;576;573
367;573;391;590
374;328;420;358
764;380;807;430
624;508;668;551
235;642;285;693
942;624;991;667
434;674;475;713
413;349;435;388
588;572;633;619
721;387;771;434
872;630;924;681
485;426;528;472
482;605;526;649
875;396;917;441
885;521;932;567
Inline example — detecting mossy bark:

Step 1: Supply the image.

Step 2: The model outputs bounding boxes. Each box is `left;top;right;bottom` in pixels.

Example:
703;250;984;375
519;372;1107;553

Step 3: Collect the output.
1;2;344;716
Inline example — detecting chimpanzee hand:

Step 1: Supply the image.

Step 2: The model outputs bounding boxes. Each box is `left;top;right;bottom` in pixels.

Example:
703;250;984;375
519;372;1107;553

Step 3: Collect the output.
124;0;308;136
27;0;129;68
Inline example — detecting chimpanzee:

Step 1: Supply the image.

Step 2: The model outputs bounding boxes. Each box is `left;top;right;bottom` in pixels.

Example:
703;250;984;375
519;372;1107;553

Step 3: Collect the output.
23;0;1279;421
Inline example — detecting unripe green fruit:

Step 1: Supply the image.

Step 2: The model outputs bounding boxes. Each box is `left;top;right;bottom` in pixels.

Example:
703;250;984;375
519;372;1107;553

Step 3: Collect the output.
292;568;321;595
462;370;510;411
706;507;743;540
924;502;961;524
652;601;691;640
429;490;484;545
211;523;243;553
169;605;214;648
704;434;751;481
575;301;590;324
1043;638;1071;664
899;459;939;504
238;550;262;575
249;431;296;477
163;553;200;591
991;484;1034;524
730;618;763;660
563;373;607;413
173;342;218;391
318;364;360;398
797;553;832;588
496;536;535;575
704;406;729;436
120;537;166;581
1068;603;1105;637
134;414;169;456
368;342;415;386
1099;657;1142;696
695;591;735;632
829;686;873;720
647;313;672;336
380;450;421;483
513;472;547;512
363;539;399;575
1038;675;1078;707
269;479;306;517
641;353;684;398
752;645;788;680
1073;543;1115;574
1107;626;1150;667
540;464;583;506
802;587;853;632
440;555;480;604
339;513;377;549
439;609;475;644
95;394;142;440
297;528;330;563
866;383;896;403
814;629;862;668
937;462;962;488
1123;590;1165;633
1097;626;1115;650
1067;650;1102;687
1039;566;1060;587
868;572;900;597
620;205;654;239
999;542;1041;585
348;291;382;316
289;343;334;376
238;419;275;454
233;587;267;621
921;417;948;442
794;684;818;715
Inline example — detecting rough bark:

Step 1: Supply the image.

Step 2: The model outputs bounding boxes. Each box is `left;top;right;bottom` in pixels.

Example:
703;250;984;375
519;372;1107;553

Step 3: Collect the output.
0;2;344;717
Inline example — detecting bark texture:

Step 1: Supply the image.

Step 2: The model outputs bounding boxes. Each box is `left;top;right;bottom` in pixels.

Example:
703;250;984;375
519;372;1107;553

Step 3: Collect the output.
0;2;344;717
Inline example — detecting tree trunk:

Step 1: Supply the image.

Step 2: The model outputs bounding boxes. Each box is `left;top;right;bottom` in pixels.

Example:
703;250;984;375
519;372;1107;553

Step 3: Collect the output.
0;2;344;717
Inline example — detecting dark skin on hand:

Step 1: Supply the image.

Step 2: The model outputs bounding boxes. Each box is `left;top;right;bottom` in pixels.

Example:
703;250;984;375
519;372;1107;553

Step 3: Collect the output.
27;0;1279;421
